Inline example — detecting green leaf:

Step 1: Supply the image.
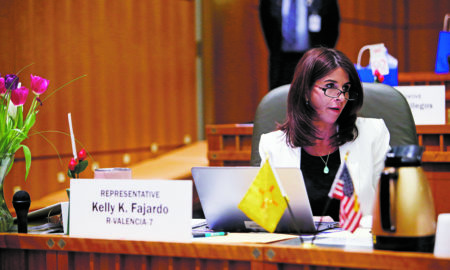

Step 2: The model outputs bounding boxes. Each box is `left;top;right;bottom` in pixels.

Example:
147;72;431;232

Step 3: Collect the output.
19;145;32;180
17;105;24;129
67;169;75;178
6;156;15;177
75;160;88;174
23;112;36;134
42;74;87;102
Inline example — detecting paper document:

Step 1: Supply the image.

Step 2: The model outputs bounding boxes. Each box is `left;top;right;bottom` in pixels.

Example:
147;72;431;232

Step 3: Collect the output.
310;228;373;250
193;232;299;244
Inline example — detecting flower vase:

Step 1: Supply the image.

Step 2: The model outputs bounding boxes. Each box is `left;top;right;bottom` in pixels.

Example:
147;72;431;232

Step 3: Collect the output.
0;154;14;232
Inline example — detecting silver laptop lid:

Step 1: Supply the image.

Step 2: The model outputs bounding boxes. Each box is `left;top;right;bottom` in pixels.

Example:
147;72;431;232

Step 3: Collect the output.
191;166;317;233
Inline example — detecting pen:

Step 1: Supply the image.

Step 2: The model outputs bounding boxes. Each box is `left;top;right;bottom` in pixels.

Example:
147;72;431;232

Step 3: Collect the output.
193;232;228;238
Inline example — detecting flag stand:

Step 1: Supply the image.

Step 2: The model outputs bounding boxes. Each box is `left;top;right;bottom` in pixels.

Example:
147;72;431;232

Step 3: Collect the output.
310;198;333;245
284;197;304;244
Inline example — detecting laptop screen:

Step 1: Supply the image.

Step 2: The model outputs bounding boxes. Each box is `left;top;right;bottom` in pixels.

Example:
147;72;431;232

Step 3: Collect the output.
192;166;320;233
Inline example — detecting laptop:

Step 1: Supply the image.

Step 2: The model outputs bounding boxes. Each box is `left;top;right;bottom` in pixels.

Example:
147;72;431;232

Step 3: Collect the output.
191;166;337;233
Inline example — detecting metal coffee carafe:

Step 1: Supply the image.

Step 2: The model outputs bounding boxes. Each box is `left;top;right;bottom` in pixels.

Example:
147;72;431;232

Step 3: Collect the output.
372;145;436;252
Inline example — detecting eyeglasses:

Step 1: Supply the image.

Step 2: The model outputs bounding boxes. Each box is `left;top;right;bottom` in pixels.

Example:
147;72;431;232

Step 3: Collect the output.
315;85;358;101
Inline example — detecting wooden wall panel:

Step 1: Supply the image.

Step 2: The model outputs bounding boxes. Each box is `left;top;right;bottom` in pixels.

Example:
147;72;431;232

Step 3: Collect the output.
202;0;269;125
0;0;196;205
337;0;399;68
202;0;449;128
403;0;450;72
337;0;449;72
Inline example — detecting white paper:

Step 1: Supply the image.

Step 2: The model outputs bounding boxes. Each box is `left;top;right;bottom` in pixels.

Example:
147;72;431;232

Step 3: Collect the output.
61;202;69;235
369;44;389;75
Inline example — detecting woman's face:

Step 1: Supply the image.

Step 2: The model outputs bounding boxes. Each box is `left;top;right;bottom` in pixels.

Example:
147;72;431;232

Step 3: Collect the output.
309;67;350;126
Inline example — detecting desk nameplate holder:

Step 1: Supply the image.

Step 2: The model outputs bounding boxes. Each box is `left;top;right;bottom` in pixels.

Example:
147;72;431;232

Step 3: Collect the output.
395;85;446;125
70;179;192;242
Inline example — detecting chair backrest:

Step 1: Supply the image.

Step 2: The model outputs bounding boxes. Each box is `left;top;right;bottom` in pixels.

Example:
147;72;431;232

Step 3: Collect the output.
250;83;418;166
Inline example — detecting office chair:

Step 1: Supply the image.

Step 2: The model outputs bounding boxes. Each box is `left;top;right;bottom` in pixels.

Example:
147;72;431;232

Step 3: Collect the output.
250;83;418;166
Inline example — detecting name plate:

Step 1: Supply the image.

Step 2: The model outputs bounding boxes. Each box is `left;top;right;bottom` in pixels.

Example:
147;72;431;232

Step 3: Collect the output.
395;85;446;125
70;179;192;242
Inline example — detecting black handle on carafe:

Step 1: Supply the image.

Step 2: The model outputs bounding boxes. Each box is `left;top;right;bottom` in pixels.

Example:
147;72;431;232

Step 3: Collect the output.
380;170;397;232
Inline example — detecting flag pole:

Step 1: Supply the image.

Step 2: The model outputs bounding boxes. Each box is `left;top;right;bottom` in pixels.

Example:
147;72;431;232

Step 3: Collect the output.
311;151;350;245
310;198;333;245
284;197;304;244
267;155;304;243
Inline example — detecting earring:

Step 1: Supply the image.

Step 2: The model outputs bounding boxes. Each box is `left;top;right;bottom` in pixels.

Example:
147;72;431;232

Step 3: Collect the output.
306;100;309;105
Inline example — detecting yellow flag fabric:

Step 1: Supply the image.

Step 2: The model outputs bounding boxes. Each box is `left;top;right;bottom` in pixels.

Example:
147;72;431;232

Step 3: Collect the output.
238;158;287;233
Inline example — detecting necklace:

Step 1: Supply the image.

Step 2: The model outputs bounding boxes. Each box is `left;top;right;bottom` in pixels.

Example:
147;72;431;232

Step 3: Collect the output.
319;153;330;174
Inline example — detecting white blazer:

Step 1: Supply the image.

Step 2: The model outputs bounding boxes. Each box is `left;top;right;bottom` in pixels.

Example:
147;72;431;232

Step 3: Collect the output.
259;117;390;219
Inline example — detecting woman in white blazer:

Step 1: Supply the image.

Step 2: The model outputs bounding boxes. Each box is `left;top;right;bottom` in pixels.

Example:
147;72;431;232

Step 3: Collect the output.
259;48;390;226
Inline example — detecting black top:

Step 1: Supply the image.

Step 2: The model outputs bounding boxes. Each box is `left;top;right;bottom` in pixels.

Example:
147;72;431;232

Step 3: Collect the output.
300;148;341;221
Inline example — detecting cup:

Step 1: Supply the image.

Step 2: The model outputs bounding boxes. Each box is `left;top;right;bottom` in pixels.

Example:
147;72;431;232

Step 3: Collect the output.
434;213;450;258
94;168;132;179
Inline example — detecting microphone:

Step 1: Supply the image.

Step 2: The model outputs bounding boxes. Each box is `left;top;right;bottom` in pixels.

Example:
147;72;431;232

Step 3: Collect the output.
12;190;31;233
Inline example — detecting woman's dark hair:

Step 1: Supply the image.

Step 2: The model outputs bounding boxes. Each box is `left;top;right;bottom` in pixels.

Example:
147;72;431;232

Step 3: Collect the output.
279;47;364;147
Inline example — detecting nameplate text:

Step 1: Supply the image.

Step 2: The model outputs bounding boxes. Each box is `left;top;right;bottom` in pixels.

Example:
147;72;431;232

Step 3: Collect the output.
395;85;445;125
70;179;192;242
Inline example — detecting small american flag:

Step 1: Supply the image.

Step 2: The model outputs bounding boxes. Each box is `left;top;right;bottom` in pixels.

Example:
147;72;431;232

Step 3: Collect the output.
328;161;362;233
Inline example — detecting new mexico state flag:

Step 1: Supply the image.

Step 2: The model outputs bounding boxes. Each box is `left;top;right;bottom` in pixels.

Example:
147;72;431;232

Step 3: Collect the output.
238;158;287;233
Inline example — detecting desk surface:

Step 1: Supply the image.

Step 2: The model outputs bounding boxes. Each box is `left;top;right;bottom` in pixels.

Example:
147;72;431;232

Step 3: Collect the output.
1;233;449;270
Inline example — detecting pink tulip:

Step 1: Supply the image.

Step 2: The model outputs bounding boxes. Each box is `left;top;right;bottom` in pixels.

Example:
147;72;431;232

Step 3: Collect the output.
30;74;49;95
0;77;6;96
11;86;29;106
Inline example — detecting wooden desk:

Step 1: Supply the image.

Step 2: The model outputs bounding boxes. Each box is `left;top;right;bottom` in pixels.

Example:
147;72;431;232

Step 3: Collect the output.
1;234;449;269
130;140;208;180
206;124;253;166
398;72;450;90
206;124;450;164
